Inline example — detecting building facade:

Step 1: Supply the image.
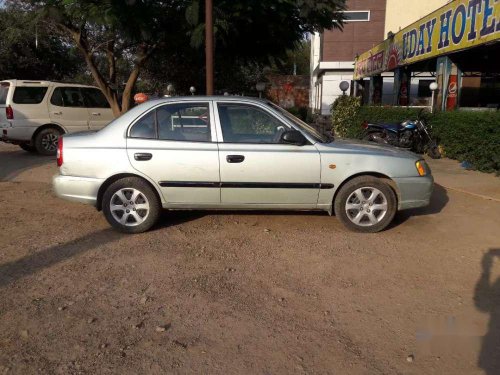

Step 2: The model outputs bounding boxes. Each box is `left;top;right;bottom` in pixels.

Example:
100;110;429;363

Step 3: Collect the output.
310;0;449;115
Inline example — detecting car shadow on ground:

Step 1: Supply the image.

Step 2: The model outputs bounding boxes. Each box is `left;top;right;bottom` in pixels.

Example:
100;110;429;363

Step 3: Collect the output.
391;183;449;226
152;209;326;231
154;184;449;231
0;150;53;181
0;229;122;288
474;248;500;375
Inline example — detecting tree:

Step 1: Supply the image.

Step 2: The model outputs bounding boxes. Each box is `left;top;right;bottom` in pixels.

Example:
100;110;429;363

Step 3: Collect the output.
16;0;345;114
0;6;82;81
22;0;191;115
144;0;345;95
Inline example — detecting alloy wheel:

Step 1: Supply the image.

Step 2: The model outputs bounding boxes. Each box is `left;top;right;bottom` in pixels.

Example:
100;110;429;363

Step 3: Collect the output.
110;188;150;227
41;133;59;152
345;187;388;227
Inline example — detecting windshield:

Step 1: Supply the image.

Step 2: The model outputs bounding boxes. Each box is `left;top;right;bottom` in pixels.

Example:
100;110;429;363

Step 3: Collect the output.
269;102;330;143
0;82;10;105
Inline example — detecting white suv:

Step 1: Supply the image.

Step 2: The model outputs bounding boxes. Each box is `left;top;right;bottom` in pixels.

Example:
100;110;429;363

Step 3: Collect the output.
0;80;114;155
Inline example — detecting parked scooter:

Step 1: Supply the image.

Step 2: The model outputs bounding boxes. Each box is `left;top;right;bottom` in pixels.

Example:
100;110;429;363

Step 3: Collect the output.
361;112;441;159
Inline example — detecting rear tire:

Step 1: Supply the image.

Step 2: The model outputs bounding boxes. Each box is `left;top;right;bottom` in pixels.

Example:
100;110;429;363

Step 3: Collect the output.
363;131;387;144
334;176;397;233
34;127;61;155
427;141;441;159
102;177;161;234
19;143;36;153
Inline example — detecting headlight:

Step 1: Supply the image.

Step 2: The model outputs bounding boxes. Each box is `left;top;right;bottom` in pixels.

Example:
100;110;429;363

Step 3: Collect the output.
415;160;429;176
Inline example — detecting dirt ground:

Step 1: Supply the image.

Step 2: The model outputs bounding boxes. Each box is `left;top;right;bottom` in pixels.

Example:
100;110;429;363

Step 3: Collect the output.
1;142;499;375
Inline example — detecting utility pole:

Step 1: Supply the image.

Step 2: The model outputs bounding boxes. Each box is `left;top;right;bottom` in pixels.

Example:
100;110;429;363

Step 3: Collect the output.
205;0;214;95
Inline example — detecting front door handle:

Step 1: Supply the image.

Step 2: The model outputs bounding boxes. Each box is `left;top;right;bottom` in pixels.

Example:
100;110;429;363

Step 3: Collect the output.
134;153;152;161
53;111;62;115
92;112;101;116
226;155;245;163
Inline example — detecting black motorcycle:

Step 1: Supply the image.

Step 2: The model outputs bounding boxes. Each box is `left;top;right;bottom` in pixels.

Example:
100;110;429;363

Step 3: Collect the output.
361;113;441;159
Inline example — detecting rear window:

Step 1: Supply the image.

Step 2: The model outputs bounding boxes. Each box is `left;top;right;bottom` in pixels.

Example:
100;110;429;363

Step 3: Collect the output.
0;82;10;105
12;87;48;104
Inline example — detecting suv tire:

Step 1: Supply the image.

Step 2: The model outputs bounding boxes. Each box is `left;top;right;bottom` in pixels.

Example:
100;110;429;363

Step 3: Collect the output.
34;127;61;155
102;177;161;234
334;176;397;233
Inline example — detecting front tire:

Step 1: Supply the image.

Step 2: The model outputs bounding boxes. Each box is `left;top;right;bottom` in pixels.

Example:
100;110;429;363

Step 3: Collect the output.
334;176;397;233
102;177;161;234
34;127;61;155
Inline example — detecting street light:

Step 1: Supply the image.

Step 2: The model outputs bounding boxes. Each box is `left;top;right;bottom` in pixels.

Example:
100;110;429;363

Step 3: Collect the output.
429;82;438;113
190;86;196;96
339;81;350;95
256;82;266;98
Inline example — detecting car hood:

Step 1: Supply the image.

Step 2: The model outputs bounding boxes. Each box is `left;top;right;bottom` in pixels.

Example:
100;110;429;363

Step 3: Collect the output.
317;138;418;159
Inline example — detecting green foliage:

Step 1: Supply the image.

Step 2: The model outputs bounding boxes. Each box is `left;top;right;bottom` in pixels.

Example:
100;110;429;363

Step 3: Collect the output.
330;95;361;137
331;100;500;173
0;7;82;80
431;111;500;173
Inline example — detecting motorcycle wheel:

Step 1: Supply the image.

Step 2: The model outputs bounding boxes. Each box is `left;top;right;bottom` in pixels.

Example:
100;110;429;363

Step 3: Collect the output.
363;132;387;144
427;141;441;159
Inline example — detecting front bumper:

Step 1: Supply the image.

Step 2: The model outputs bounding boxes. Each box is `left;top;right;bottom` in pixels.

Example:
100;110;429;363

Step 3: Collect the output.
393;175;434;210
53;174;104;206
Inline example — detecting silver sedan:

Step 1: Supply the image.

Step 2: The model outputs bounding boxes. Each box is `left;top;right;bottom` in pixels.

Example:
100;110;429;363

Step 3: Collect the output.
53;97;433;233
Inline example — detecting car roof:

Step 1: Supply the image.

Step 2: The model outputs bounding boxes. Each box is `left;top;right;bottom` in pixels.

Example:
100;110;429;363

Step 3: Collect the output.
146;96;270;105
0;79;99;89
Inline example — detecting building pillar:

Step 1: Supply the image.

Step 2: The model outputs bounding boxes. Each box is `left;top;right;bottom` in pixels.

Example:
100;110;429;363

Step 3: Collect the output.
393;67;411;106
436;56;461;111
369;75;383;105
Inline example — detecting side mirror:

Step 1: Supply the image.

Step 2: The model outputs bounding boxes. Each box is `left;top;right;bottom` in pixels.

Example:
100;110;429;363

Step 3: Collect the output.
281;130;307;146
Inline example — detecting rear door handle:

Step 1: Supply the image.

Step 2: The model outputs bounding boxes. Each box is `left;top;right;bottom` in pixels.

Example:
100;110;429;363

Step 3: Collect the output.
134;153;152;161
53;111;62;115
226;155;245;163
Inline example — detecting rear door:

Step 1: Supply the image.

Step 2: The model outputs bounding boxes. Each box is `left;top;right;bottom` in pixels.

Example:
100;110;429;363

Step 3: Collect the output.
126;101;220;205
81;87;115;130
48;86;89;133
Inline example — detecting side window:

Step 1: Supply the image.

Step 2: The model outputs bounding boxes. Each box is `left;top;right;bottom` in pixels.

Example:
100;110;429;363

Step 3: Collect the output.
157;103;211;142
217;103;287;143
50;87;85;108
82;88;111;108
129;110;156;139
50;88;64;107
12;87;48;104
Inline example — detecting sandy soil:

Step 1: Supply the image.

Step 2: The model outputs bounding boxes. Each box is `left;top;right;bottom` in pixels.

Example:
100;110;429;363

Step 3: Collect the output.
0;142;499;374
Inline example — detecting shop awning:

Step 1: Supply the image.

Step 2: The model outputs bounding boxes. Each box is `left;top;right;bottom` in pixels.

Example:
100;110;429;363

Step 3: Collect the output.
354;0;500;80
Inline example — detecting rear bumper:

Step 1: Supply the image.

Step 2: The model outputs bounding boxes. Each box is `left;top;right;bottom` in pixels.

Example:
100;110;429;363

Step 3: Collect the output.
52;174;104;206
393;175;434;210
0;125;36;143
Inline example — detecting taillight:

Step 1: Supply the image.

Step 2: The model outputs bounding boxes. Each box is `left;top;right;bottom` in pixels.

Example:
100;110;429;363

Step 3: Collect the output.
57;137;63;167
6;105;13;120
361;120;368;129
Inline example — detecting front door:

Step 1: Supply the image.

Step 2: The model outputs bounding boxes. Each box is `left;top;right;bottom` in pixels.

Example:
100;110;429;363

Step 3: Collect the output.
215;102;321;206
48;87;89;133
126;101;220;205
81;87;115;130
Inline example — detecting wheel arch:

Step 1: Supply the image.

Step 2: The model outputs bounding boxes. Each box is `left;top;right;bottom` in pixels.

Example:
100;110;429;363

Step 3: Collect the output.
31;123;66;144
331;172;400;215
96;173;163;211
